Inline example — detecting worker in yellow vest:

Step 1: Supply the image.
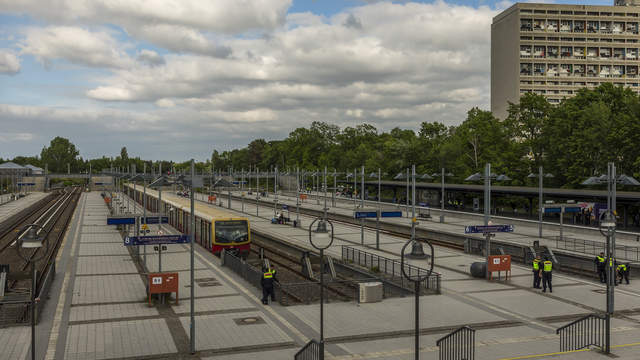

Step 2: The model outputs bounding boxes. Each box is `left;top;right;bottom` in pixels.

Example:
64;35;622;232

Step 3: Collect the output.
532;256;542;289
617;263;630;285
594;252;606;283
541;257;553;293
261;267;279;304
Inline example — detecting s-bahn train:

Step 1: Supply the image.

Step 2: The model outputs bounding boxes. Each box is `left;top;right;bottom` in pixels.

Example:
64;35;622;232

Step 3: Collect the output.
128;185;250;257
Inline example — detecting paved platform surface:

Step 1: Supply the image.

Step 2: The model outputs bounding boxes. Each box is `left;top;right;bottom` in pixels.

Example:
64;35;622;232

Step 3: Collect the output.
0;192;48;223
134;186;640;359
32;192;300;360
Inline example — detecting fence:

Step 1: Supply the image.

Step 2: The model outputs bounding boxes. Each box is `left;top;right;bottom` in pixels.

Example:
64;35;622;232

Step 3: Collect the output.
341;246;441;294
0;260;56;327
221;250;263;289
436;326;476;360
556;313;607;352
294;339;322;360
555;236;640;262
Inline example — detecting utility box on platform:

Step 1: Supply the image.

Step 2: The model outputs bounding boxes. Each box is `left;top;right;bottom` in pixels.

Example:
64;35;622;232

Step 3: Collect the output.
359;282;383;303
148;272;179;306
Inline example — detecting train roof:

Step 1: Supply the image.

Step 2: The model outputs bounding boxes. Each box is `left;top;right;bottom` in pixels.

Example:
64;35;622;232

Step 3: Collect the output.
127;184;248;221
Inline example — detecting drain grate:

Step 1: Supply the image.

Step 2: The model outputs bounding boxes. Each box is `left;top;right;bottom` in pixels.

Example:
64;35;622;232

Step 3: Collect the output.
592;289;607;294
234;316;265;326
195;277;217;283
195;277;221;287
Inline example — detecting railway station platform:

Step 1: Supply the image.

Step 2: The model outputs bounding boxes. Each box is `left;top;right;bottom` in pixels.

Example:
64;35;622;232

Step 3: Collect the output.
0;192;48;223
222;189;640;265
1;192;303;360
126;186;640;359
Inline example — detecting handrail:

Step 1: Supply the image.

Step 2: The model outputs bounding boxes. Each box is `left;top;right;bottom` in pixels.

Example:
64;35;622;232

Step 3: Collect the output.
436;326;475;360
294;339;321;360
556;313;606;352
436;326;475;346
556;313;606;333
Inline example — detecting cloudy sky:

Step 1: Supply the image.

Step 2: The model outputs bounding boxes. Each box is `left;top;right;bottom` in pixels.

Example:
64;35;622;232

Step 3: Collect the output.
0;0;613;161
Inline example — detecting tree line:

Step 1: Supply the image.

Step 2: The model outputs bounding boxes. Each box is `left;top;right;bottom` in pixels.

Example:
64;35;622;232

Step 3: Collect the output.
3;83;639;189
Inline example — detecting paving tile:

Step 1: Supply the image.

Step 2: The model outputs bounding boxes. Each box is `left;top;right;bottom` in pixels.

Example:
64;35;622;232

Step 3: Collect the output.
72;274;146;305
0;326;30;360
76;256;138;275
64;319;177;359
179;311;293;351
69;302;159;322
172;295;255;314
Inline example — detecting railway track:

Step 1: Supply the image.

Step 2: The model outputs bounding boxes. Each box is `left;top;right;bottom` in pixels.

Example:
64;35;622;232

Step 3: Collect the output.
220;192;612;279
1;187;81;294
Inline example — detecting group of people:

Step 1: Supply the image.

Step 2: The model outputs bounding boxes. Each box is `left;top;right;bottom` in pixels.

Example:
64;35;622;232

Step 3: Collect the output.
532;256;554;292
594;252;630;285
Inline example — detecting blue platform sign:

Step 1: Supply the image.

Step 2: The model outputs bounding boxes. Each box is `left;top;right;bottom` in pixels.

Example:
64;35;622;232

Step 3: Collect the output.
355;211;378;219
124;234;190;246
544;207;562;214
282;205;288;210
465;224;514;234
107;216;136;225
141;216;169;224
564;207;581;213
381;211;402;218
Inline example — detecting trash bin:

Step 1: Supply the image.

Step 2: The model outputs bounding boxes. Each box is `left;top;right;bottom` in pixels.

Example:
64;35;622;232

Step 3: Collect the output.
293;220;298;228
470;262;486;278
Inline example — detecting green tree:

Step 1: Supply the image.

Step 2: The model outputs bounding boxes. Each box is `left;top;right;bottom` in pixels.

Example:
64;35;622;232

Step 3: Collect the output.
505;93;552;171
40;137;80;173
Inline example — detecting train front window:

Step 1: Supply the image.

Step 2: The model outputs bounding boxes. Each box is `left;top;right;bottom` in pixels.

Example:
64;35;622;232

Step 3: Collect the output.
215;220;248;243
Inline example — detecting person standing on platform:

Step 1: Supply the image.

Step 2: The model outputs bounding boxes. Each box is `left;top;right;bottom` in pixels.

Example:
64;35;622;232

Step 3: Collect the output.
542;257;553;293
617;263;630;285
261;266;278;304
532;256;542;289
595;252;606;283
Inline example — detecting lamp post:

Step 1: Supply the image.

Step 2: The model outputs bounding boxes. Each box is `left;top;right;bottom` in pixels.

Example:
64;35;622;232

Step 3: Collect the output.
465;164;511;278
369;170;382;249
361;166;365;245
189;160;196;354
16;223;49;360
432;169;453;223
527;167;554;238
581;162;639;354
309;217;334;360
401;237;434;360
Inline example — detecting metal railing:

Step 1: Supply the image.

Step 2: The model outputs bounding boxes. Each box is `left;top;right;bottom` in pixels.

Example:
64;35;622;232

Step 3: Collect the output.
295;339;322;360
556;313;606;352
341;246;441;294
555;236;640;262
221;250;262;289
436;326;475;360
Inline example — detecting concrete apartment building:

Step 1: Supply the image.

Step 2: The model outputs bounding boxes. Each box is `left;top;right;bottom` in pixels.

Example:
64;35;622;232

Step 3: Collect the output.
491;0;640;119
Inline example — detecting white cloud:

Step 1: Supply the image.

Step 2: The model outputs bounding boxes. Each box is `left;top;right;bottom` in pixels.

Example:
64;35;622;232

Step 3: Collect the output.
20;26;132;69
0;49;20;74
0;132;33;142
0;0;291;33
0;1;501;159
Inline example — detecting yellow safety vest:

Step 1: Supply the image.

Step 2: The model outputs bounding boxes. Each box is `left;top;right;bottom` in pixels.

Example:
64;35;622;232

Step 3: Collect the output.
617;264;627;272
263;271;273;279
597;256;605;263
543;261;552;272
533;259;540;270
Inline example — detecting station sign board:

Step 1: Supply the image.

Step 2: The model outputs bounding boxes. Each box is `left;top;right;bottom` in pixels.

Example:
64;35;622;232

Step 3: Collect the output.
354;211;378;219
141;216;169;224
380;211;402;218
543;207;562;214
107;216;136;225
464;224;514;234
17;183;36;186
124;234;190;246
543;206;581;214
564;206;581;213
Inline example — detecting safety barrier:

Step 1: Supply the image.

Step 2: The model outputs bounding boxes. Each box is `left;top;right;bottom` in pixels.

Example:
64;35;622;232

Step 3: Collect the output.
220;250;263;289
294;339;322;360
555;236;640;262
436;326;476;360
556;313;606;352
341;246;441;294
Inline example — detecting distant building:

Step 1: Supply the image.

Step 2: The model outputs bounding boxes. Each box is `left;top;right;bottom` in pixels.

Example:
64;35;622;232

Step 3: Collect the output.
0;162;29;176
25;164;44;175
491;2;640;119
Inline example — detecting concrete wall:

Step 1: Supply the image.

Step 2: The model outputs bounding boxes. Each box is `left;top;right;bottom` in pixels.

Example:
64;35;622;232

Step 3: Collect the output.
491;5;520;120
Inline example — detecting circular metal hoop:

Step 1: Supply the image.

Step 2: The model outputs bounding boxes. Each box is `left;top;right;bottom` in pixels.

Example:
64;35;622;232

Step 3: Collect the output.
400;238;434;282
15;223;50;263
